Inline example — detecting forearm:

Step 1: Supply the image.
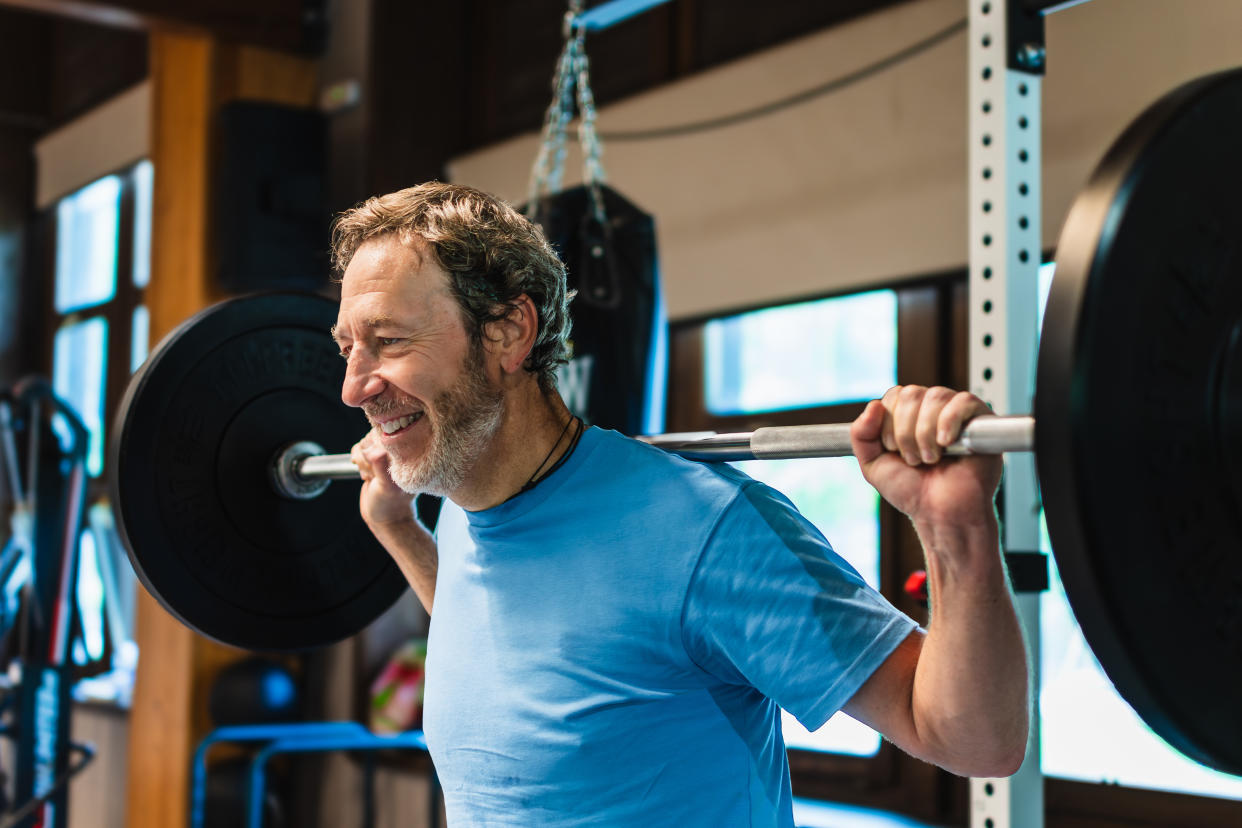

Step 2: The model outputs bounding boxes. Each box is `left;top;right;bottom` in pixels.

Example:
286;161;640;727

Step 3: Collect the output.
370;519;439;614
910;514;1029;777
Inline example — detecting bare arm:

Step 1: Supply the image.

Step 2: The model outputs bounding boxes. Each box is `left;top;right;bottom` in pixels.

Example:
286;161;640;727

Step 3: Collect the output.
842;387;1029;778
351;431;438;613
367;516;438;614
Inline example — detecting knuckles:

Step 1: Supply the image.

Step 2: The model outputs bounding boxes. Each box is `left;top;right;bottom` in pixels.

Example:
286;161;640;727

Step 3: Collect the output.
896;384;927;405
350;431;390;478
874;386;989;458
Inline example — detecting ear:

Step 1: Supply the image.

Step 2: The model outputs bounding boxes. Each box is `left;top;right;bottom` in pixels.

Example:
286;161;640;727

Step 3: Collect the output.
483;294;539;376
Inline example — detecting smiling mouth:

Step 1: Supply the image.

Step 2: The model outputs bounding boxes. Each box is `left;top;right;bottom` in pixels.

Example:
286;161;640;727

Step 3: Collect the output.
378;411;425;436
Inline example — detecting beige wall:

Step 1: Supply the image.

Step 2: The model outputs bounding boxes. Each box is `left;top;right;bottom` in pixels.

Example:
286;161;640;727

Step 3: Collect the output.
448;0;1242;321
0;705;127;828
68;706;128;828
34;81;150;209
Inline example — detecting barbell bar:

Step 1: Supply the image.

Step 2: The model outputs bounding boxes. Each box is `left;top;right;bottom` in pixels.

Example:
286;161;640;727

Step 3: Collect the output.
279;416;1037;497
109;68;1242;776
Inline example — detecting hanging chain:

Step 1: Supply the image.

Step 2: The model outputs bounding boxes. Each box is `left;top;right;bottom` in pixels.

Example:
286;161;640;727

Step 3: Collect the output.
573;24;608;224
526;0;608;224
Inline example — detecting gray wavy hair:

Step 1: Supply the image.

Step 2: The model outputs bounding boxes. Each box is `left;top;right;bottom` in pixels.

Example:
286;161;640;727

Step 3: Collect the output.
331;182;572;391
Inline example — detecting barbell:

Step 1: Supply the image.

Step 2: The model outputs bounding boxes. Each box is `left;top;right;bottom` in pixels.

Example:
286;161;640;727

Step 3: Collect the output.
269;416;1037;496
110;69;1242;775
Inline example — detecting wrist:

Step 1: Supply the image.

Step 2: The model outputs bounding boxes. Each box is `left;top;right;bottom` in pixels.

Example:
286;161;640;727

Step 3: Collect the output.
367;511;422;539
911;496;1000;538
913;513;1003;574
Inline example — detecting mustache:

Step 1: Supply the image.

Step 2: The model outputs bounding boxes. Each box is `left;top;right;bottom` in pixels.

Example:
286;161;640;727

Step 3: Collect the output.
362;394;422;423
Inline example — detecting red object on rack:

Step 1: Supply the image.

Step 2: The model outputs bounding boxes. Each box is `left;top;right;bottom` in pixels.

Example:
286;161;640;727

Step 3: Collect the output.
903;570;929;608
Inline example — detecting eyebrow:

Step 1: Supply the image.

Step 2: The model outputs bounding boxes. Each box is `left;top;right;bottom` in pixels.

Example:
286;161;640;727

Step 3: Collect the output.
329;314;399;344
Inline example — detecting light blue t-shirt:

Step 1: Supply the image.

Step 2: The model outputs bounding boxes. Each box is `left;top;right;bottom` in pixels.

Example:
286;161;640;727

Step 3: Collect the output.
424;427;916;827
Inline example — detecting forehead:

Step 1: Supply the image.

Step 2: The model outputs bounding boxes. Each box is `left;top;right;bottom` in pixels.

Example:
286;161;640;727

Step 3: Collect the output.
337;235;453;324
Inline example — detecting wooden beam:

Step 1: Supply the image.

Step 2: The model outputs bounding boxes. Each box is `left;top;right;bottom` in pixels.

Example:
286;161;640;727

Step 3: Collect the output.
0;0;320;53
143;30;215;341
124;36;214;826
125;29;316;827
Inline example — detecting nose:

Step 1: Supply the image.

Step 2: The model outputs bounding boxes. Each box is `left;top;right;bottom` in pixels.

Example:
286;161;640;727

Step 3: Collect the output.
341;349;385;408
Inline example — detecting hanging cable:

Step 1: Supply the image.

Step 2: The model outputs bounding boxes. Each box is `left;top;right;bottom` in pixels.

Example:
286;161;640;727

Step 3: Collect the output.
598;17;967;142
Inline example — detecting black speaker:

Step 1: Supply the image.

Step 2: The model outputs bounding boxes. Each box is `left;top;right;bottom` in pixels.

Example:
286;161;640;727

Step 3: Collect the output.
214;101;329;293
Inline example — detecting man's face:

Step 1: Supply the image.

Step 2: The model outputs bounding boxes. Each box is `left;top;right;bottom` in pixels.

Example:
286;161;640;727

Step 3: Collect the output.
334;235;504;496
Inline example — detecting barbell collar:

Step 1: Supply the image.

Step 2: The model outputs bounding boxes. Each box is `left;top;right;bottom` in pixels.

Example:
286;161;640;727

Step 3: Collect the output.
269;441;331;500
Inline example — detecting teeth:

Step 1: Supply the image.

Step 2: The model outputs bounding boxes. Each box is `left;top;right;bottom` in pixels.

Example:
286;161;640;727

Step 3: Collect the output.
380;413;421;434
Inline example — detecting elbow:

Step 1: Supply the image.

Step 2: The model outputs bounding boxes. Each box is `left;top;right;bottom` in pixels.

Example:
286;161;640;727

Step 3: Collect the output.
961;672;1031;778
918;705;1028;778
978;740;1027;779
942;748;1025;780
990;693;1033;776
950;717;1029;778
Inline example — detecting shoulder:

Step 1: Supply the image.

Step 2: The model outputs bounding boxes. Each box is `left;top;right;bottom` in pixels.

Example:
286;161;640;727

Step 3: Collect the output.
582;427;759;511
586;427;752;485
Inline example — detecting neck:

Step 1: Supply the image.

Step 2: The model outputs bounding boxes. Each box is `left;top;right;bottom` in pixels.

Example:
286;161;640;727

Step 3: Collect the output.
450;382;575;511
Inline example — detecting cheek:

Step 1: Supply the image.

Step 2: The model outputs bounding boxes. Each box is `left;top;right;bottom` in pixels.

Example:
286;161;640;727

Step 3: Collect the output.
390;357;457;399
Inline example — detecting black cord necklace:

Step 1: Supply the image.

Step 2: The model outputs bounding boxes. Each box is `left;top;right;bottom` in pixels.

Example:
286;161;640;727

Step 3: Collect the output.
516;415;583;497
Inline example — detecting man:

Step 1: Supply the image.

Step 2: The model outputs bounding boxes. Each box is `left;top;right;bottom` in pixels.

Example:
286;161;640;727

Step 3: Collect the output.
332;182;1028;826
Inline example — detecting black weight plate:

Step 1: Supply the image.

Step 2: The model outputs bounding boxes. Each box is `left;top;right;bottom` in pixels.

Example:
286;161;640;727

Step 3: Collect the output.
111;292;408;650
1037;68;1242;775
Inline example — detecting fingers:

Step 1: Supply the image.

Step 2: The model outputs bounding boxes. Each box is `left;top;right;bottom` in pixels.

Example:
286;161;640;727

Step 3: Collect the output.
936;390;993;448
350;432;373;479
850;399;887;468
890;386;925;465
351;428;390;482
352;429;419;527
872;386;990;466
879;387;901;453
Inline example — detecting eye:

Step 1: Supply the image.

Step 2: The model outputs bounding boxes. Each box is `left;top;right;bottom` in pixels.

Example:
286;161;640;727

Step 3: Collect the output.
337;346;351;360
378;337;404;347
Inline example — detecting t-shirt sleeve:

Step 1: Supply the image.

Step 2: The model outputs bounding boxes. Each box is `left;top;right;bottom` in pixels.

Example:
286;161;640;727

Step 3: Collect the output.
681;481;918;731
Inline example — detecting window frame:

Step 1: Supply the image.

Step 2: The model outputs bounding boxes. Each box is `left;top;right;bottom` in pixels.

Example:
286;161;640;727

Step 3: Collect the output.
41;158;149;685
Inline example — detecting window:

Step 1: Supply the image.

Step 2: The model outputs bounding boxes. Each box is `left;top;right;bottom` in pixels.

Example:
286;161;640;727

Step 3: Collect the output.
705;291;898;415
667;279;957;822
47;159;152;703
55;175;121;313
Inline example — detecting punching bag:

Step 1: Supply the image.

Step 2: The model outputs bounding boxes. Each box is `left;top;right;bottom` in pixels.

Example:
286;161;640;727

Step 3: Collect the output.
526;184;666;436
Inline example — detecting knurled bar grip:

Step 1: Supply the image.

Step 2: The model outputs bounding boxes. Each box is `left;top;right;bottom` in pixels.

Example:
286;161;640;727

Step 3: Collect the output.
291;415;1036;481
644;415;1034;460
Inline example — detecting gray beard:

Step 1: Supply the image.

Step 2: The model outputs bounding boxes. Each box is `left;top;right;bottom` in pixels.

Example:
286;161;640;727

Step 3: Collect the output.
368;351;504;497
